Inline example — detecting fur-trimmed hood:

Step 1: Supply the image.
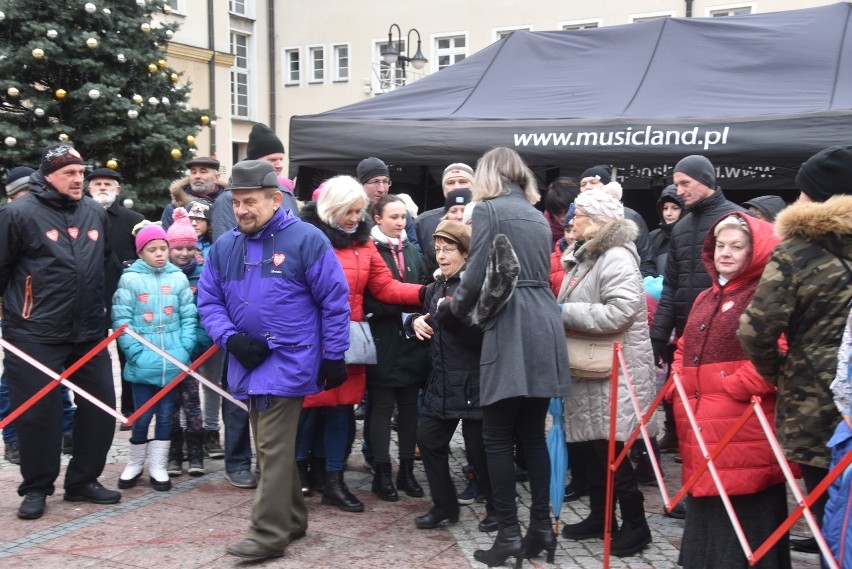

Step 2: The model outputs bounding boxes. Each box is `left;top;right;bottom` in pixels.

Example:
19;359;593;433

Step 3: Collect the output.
299;201;370;249
775;195;852;240
168;176;226;209
575;218;639;263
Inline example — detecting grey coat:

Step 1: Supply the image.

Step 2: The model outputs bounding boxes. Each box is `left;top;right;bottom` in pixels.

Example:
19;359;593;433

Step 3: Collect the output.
557;219;656;442
448;184;571;405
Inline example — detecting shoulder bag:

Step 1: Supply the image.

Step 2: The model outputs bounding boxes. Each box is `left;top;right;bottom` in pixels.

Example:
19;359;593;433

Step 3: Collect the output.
563;266;621;379
345;320;377;365
471;200;520;326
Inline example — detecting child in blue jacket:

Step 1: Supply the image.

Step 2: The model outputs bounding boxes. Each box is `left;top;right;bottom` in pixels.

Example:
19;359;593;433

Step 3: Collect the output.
112;223;197;492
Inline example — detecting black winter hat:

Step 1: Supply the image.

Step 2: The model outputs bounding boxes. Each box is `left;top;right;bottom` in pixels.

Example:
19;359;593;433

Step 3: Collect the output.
356;157;389;184
444;188;472;213
87;167;122;182
40;144;83;175
795;146;852;202
674;155;716;190
579;165;611;185
246;123;285;160
5;166;35;197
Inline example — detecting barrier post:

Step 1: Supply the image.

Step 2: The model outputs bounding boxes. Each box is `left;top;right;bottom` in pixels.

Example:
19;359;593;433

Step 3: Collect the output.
603;342;623;568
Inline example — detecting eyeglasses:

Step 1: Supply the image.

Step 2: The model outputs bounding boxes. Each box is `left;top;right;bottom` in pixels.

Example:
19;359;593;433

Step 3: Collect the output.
573;212;589;219
365;179;392;187
434;246;458;255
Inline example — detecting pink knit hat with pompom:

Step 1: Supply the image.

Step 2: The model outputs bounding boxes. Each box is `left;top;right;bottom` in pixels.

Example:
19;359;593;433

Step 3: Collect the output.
166;207;198;249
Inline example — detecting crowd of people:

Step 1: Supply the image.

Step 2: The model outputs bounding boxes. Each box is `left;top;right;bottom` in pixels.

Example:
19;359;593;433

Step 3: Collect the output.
2;130;852;568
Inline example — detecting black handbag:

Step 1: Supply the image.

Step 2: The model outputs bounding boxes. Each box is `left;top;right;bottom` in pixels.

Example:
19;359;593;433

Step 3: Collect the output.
471;200;520;326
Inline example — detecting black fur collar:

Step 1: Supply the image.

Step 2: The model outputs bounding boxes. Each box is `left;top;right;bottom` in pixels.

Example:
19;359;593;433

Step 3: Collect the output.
300;201;370;249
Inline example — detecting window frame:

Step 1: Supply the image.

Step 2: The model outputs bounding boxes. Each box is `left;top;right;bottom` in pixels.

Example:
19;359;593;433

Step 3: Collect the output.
284;46;301;86
493;25;532;42
559;18;602;31
332;42;351;83
229;31;250;119
307;44;325;84
706;3;756;17
629;10;676;23
432;32;468;72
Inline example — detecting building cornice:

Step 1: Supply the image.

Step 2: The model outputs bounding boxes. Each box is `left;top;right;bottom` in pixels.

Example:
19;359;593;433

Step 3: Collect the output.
166;44;235;67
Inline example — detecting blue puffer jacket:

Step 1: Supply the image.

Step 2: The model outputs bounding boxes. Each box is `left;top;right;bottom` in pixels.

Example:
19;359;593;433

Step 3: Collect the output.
177;257;212;356
823;421;852;568
112;259;198;386
197;206;350;400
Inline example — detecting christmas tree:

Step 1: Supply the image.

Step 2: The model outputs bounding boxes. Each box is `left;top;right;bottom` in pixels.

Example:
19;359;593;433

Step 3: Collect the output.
0;0;213;213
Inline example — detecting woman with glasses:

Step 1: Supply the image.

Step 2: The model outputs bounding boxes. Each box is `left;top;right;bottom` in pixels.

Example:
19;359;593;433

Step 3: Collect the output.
362;195;430;502
437;147;571;567
297;176;424;513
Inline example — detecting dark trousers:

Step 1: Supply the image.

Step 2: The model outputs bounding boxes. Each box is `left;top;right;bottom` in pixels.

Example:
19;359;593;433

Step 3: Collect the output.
482;396;551;528
573;439;641;507
5;339;115;496
418;415;493;515
221;365;252;473
800;463;830;527
369;384;419;463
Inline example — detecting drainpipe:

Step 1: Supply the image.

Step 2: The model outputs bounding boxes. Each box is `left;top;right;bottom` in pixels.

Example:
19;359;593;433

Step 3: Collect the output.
207;0;216;155
685;0;693;17
267;1;276;127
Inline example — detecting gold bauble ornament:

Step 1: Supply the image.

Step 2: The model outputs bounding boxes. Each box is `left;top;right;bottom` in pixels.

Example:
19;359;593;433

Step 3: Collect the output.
147;63;157;73
157;59;167;69
55;88;67;99
7;87;20;97
199;115;210;126
170;72;178;83
106;159;118;170
170;148;182;159
32;48;45;59
140;23;151;33
163;5;172;15
132;94;143;104
86;37;98;49
58;133;69;142
186;135;195;146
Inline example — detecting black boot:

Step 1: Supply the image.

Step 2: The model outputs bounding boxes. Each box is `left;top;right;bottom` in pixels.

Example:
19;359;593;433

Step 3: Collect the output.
186;431;205;476
297;460;312;495
611;493;652;557
523;517;557;563
372;461;399;501
397;458;424;497
474;524;524;568
309;457;325;492
167;429;183;477
561;485;616;540
321;470;364;513
635;437;662;486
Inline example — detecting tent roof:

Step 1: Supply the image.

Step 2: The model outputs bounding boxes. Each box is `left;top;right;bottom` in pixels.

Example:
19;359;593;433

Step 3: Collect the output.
289;3;852;190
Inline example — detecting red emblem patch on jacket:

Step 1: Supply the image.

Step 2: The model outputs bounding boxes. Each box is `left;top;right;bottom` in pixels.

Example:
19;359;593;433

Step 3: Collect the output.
137;292;149;303
161;285;172;295
272;253;285;266
67;227;79;239
45;229;59;241
143;311;154;323
163;306;174;316
87;229;99;241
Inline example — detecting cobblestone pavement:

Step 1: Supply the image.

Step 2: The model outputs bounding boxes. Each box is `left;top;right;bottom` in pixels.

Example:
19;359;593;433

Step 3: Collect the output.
0;345;823;568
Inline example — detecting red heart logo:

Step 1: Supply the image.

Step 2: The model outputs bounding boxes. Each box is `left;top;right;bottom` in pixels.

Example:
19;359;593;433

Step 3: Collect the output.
161;285;172;295
143;311;154;323
164;306;174;316
272;253;285;266
137;293;149;303
190;285;197;294
45;229;59;241
87;229;99;241
67;227;79;239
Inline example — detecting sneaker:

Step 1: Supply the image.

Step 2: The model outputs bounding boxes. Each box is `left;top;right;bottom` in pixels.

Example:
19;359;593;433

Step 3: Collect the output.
18;492;46;519
4;440;20;464
64;481;121;504
457;479;483;505
204;430;224;459
225;469;257;489
62;433;73;455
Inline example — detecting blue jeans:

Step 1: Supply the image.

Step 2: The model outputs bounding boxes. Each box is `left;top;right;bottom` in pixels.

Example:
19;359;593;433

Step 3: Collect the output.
324;405;353;471
130;383;177;443
221;365;252;473
1;371;76;443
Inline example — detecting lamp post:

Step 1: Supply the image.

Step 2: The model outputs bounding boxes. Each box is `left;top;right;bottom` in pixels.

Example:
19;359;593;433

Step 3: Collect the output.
380;24;427;86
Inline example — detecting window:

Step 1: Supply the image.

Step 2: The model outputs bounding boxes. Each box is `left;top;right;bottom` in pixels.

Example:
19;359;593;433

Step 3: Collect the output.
434;35;467;71
494;26;531;42
284;47;300;86
333;43;350;82
229;0;247;16
308;46;325;83
230;32;249;118
708;4;754;17
376;39;407;90
630;11;675;23
560;19;601;31
166;0;183;12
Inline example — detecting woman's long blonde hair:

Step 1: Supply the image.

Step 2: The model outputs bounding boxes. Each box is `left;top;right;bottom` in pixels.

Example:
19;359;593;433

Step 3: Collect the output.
472;147;540;205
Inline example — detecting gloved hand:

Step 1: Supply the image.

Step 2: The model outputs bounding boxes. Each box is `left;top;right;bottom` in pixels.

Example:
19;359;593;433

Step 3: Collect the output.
226;333;271;370
318;358;348;391
434;299;462;329
651;338;669;367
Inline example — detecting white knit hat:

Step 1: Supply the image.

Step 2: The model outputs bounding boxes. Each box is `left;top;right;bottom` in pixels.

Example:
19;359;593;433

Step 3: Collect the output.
574;188;624;224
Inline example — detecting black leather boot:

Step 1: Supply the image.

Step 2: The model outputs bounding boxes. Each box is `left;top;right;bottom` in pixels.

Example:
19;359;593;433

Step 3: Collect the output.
372;461;399;501
321;470;364;513
523;517;557;563
474;524;524;568
297;460;311;495
610;493;652;557
397;458;424;497
309;457;325;492
561;485;616;540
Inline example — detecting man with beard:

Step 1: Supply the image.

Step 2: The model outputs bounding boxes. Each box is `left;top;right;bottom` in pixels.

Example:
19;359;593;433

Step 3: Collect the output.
87;168;143;420
162;157;229;231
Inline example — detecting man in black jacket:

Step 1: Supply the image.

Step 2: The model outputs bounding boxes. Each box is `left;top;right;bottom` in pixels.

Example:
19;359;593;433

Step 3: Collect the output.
0;145;121;520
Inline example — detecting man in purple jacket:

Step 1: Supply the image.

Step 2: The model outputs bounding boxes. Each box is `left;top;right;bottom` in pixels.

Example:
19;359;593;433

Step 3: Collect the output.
198;160;350;561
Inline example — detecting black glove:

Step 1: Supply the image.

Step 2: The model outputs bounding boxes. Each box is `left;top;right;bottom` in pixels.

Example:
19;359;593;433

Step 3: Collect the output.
434;299;462;329
318;358;348;391
651;338;669;366
226;333;271;370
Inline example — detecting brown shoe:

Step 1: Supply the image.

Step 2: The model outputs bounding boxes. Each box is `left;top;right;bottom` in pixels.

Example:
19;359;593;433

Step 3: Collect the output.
226;539;284;560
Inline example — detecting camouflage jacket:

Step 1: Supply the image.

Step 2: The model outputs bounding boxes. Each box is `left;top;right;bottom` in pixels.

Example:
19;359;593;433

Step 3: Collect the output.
738;195;852;469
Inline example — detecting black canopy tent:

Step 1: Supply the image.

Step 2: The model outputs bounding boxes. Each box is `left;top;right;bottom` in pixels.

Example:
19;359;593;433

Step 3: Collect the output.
289;3;852;212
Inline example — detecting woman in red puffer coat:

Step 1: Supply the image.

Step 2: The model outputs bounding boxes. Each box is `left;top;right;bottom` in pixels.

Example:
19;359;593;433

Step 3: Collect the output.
296;175;423;514
670;212;789;569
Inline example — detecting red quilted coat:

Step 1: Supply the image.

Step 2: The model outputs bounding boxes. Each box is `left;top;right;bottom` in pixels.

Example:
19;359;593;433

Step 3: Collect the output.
302;203;423;407
670;212;785;497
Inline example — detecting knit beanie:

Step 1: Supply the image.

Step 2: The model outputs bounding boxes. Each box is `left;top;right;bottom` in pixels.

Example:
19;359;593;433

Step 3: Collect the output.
674;155;716;190
135;223;168;253
579;165;611;185
356;157;389;184
187;199;213;223
246;123;285;159
40;144;84;175
562;203;576;227
434;219;471;254
574;188;624;224
167;207;199;249
5;166;35;197
441;163;475;186
444;188;472;213
795;145;852;202
602;181;623;201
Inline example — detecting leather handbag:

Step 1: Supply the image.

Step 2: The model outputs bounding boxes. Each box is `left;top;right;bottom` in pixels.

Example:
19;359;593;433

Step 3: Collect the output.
344;320;377;365
562;266;620;379
471;200;520;326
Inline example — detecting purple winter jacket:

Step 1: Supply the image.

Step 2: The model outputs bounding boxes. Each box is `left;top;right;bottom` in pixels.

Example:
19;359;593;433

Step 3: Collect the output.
197;206;350;400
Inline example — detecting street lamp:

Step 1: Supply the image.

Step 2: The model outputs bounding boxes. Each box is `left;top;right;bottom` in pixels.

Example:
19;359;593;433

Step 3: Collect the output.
381;24;427;84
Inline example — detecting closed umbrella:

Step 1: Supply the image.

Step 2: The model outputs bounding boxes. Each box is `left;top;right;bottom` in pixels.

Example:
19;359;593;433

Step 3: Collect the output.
547;396;568;531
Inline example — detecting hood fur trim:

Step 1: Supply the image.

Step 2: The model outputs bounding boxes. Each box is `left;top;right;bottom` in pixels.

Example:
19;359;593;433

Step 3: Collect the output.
168;176;225;208
576;218;639;261
775;195;852;240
